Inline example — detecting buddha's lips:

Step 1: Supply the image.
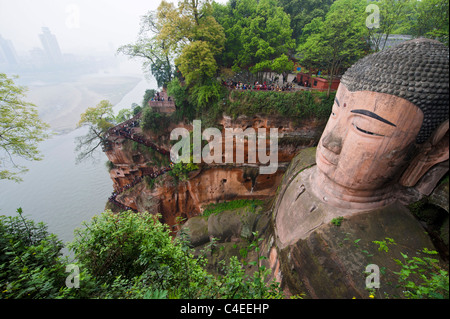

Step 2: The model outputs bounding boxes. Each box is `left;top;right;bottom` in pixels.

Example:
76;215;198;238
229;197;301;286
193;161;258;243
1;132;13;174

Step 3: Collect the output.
317;148;339;166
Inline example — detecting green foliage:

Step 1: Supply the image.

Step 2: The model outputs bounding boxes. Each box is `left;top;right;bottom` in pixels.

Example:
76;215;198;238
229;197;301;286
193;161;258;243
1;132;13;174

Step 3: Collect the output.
189;79;225;114
142;89;157;108
132;104;142;116
156;0;225;89
213;0;295;77
168;162;199;182
76;100;115;163
393;249;449;299
117;9;175;89
105;160;115;172
0;209;66;299
225;89;334;120
1;209;290;299
144;175;156;190
140;107;169;134
297;0;369;95
278;0;334;41
67;210;214;299
115;108;133;123
202;199;264;218
0;73;51;182
331;216;344;226
367;0;411;52
177;41;220;86
370;237;449;299
214;231;285;299
167;77;196;122
372;237;397;253
407;0;449;46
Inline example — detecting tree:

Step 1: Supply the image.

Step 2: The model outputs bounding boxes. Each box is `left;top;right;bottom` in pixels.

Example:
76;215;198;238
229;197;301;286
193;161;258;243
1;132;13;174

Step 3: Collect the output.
117;11;175;88
297;0;369;97
142;89;157;108
213;0;295;82
408;0;449;46
115;108;133;123
75;100;115;163
366;0;410;52
156;0;226;87
278;0;334;41
0;73;50;182
177;40;219;86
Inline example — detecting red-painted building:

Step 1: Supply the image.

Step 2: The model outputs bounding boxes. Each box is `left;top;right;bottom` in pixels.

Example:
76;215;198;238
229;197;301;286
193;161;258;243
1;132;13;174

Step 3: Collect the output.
296;72;340;91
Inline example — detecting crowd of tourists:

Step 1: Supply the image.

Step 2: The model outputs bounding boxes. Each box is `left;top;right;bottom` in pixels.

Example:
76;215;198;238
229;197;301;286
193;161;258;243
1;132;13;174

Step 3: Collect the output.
223;80;298;91
109;119;171;157
151;91;172;102
107;165;173;212
106;118;175;211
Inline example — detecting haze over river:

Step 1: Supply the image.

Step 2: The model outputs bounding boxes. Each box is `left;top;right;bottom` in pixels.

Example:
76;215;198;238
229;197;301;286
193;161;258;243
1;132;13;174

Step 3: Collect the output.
0;61;158;248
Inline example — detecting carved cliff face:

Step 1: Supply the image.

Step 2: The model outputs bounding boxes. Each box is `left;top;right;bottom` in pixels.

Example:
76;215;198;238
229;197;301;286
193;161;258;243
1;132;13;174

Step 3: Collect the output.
311;39;449;208
316;83;423;192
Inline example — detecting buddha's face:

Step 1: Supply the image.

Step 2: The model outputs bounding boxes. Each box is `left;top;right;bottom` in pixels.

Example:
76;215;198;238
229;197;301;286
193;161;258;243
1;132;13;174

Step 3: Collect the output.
316;84;424;191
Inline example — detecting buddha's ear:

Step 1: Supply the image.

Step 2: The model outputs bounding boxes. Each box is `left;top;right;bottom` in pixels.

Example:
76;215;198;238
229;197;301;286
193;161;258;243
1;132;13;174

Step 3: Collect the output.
399;119;449;190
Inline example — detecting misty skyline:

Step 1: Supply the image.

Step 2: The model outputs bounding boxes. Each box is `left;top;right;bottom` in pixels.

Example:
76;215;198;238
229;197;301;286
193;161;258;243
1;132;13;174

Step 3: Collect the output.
0;0;161;55
0;0;228;57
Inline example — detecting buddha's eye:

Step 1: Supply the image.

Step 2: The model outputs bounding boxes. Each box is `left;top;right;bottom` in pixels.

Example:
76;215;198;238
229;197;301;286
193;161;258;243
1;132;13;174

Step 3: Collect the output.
353;123;384;137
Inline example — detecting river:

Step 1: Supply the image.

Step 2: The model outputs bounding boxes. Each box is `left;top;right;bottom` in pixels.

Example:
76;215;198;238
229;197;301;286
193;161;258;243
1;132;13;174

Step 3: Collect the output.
0;69;157;249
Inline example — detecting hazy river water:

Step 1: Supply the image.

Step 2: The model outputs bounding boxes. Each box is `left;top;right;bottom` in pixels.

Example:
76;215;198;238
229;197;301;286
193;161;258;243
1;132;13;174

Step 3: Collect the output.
0;73;157;249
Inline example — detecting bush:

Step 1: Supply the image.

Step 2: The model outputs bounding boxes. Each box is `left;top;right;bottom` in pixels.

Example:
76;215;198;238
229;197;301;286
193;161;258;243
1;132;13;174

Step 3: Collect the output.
0;209;66;299
66;210;286;299
167;78;196;122
140;107;169;134
1;209;286;299
67;210;215;298
168;162;199;182
225;89;334;121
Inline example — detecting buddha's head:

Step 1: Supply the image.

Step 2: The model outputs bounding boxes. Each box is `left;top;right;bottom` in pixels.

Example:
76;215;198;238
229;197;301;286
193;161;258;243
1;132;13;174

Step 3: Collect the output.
314;38;449;208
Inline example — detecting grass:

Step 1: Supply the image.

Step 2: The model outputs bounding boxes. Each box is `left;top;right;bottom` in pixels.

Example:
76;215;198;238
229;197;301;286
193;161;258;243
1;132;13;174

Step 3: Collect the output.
202;199;264;218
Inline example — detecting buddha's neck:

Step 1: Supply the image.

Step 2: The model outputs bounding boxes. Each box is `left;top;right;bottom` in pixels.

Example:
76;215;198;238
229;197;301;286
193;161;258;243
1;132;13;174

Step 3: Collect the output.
310;168;397;210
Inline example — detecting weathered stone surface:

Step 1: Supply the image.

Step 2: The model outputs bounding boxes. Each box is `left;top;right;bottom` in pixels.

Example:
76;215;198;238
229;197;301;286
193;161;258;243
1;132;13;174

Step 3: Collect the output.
181;216;209;247
104;114;325;231
272;147;440;298
429;178;449;213
207;208;259;242
277;202;436;299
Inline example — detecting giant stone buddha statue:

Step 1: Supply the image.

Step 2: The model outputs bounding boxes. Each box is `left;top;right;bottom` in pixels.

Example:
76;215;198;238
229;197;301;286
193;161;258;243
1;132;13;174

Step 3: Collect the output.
272;38;448;298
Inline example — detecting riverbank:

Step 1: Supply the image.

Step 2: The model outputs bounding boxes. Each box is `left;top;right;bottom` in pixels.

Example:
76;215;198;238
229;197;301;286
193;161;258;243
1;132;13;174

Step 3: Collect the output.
27;74;143;133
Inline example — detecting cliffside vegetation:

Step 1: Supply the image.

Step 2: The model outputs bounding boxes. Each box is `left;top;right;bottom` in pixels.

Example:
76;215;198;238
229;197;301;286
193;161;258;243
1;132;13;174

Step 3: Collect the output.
1;209;286;299
2;208;447;299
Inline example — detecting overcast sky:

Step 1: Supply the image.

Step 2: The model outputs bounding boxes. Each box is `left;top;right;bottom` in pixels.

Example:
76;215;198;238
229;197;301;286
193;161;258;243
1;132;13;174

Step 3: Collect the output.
0;0;228;55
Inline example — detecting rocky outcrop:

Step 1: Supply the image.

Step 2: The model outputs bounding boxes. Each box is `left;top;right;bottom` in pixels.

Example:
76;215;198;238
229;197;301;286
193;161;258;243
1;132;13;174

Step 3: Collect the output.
104;114;326;230
179;200;280;282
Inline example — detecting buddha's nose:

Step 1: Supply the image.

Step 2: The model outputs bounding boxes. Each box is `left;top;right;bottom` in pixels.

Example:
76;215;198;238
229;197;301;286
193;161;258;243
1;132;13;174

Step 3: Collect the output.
321;132;343;155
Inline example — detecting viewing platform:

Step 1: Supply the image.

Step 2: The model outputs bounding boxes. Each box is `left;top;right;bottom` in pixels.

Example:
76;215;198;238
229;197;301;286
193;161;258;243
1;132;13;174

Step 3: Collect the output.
148;91;175;113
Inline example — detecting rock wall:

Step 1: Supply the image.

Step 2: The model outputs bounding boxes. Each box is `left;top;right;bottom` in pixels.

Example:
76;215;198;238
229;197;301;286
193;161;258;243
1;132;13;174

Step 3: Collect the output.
104;114;327;230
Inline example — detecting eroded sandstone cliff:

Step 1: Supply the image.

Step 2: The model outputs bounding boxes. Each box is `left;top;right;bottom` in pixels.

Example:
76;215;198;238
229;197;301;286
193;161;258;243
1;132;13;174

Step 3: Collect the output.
103;113;326;231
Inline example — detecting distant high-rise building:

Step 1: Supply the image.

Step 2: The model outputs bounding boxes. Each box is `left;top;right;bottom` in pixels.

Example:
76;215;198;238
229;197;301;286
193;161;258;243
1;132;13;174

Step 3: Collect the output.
0;35;19;66
39;27;63;63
